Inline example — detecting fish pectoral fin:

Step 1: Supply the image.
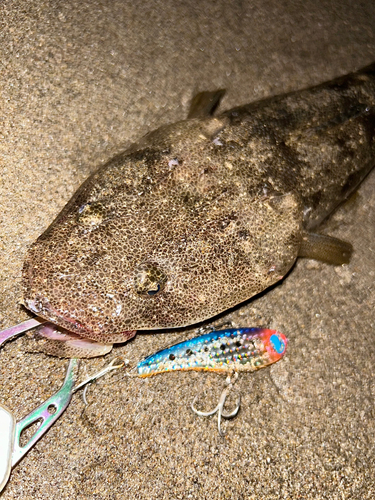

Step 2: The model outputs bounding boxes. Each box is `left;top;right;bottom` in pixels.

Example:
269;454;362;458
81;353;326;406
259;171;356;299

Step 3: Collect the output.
298;232;353;265
25;323;113;358
187;89;226;119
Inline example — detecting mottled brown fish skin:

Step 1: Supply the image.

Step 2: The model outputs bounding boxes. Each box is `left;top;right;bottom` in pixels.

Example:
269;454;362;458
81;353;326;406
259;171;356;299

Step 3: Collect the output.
23;63;375;342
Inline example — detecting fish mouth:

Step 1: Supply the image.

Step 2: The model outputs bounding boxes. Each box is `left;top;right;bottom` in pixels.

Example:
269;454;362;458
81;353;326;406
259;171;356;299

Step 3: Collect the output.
24;294;136;344
25;295;93;336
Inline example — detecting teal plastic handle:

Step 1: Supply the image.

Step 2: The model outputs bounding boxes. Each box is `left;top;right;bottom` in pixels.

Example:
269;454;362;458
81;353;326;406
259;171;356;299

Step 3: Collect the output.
12;358;79;467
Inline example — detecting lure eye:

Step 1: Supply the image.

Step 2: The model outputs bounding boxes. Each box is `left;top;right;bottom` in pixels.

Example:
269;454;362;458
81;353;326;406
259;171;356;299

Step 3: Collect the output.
134;262;167;297
270;334;286;354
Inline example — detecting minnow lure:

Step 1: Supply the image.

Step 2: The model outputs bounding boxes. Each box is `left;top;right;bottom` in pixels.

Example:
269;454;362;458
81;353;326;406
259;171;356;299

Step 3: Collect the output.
135;328;287;435
137;328;287;376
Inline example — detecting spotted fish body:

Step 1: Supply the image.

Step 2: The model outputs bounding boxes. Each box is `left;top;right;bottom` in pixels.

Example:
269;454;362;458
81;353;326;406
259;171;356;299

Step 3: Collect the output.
22;63;375;357
137;328;287;376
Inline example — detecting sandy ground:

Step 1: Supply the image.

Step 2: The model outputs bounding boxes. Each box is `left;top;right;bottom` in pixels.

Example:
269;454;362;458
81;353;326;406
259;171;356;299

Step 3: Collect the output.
1;0;375;498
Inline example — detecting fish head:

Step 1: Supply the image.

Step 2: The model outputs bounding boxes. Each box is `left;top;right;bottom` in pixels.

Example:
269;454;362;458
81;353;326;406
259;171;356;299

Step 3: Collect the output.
23;127;303;342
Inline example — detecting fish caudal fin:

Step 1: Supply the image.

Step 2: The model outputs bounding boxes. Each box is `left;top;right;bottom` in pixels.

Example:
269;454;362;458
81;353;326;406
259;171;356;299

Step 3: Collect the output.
298;232;353;265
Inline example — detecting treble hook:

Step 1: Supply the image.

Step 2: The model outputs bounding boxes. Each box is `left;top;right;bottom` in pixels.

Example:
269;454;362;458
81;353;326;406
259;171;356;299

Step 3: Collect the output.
73;357;128;405
191;372;241;436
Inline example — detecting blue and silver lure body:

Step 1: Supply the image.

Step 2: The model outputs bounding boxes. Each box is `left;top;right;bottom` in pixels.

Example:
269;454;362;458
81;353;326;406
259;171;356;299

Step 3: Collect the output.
137;328;288;377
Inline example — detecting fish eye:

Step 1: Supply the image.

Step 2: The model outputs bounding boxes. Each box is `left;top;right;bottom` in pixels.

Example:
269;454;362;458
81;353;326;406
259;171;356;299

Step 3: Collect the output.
147;284;161;296
134;262;167;297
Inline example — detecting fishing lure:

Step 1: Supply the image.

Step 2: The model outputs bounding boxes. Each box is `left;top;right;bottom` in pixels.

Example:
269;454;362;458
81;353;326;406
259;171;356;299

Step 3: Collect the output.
136;328;288;435
137;328;287;376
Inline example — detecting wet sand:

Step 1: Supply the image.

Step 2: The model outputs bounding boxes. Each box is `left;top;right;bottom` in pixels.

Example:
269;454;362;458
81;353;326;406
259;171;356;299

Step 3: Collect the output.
1;0;375;498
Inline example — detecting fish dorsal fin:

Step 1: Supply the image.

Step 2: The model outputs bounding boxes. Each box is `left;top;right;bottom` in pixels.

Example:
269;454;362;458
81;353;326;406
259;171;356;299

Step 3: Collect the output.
188;89;226;119
298;232;353;265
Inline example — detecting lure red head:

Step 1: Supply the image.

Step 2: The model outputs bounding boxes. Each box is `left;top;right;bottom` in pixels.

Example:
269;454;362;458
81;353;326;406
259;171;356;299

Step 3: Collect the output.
259;328;288;364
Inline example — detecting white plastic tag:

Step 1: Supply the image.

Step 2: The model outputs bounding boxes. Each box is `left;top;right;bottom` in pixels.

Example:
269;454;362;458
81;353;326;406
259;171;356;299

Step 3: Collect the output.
0;404;15;492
